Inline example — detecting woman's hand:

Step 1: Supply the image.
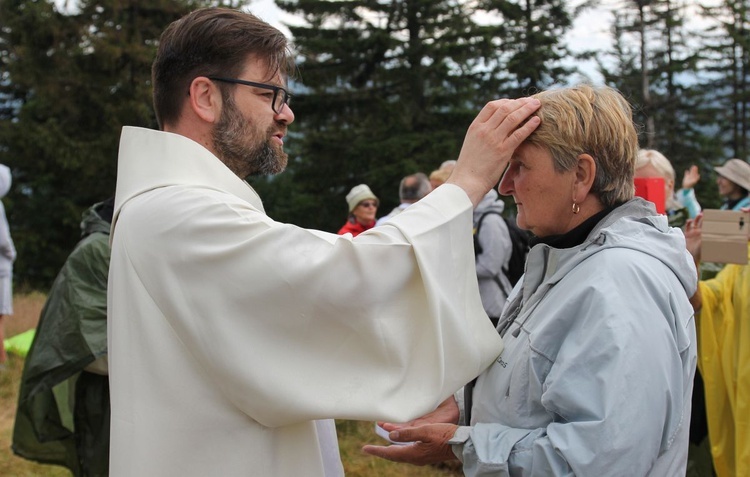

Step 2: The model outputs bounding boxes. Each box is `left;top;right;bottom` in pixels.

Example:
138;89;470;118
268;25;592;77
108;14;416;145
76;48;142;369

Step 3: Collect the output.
376;395;460;432
363;397;462;466
362;423;460;466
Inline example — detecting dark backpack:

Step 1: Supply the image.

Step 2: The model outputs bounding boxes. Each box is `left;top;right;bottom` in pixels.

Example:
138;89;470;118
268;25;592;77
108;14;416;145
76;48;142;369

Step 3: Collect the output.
474;209;530;295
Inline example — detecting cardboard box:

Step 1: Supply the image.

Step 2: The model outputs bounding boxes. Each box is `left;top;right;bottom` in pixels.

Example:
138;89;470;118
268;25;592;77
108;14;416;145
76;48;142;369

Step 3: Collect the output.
634;177;666;214
701;209;749;264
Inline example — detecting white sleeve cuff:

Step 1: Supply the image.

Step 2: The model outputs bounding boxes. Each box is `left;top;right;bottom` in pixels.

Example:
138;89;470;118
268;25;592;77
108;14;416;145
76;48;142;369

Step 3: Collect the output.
447;425;472;462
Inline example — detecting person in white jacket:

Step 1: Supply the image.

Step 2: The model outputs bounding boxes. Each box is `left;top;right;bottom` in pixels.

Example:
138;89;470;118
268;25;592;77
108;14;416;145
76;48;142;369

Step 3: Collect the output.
107;7;543;477
472;189;514;324
364;84;698;476
0;164;15;366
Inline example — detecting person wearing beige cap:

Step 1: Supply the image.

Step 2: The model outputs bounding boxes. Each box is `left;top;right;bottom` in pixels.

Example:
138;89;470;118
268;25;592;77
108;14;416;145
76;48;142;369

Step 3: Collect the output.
337;184;379;236
715;158;750;210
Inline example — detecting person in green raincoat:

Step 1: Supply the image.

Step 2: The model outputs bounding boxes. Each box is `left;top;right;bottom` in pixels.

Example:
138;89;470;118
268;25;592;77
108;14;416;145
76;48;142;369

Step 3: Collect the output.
12;198;113;477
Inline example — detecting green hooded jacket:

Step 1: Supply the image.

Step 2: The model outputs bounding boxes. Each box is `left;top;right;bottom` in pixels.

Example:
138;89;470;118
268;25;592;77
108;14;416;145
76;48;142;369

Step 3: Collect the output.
12;200;112;476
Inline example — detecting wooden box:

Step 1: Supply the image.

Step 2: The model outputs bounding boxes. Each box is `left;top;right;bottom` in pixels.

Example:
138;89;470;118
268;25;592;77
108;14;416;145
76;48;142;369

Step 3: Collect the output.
702;209;749;264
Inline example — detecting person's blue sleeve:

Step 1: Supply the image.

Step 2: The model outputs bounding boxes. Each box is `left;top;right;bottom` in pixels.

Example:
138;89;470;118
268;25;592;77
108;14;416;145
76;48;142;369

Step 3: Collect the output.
675;188;701;218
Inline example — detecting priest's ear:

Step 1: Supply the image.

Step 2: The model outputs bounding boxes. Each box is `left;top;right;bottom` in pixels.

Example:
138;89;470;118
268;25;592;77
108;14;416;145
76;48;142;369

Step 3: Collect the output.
186;76;222;124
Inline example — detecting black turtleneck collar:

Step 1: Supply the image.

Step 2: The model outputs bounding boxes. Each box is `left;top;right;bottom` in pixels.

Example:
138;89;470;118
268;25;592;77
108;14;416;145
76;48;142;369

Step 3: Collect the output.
530;205;621;250
724;196;747;211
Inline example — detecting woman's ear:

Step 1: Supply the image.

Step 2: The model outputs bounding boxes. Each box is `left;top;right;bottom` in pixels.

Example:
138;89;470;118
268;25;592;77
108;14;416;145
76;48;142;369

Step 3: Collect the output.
573;153;597;202
187;77;222;124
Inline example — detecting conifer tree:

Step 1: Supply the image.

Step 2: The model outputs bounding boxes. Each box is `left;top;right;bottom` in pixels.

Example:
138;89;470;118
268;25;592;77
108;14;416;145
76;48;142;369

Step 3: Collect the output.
257;0;575;231
0;0;242;288
699;0;750;163
597;0;721;206
477;0;574;97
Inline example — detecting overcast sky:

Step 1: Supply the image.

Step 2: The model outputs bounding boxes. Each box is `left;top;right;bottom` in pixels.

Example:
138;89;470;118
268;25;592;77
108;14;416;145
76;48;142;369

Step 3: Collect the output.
244;0;614;84
53;0;718;85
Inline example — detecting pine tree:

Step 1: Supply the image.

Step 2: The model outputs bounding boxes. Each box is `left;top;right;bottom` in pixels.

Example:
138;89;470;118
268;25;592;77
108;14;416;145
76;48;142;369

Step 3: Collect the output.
477;0;574;97
256;0;575;232
0;0;240;288
699;0;750;162
597;0;721;207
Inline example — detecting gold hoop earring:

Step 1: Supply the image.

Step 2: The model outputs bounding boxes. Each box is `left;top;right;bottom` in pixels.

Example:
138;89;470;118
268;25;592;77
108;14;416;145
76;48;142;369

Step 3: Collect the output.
572;202;580;214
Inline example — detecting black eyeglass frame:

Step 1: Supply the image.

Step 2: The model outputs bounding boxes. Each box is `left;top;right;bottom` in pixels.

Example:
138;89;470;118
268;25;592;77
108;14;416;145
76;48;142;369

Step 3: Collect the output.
208;77;291;114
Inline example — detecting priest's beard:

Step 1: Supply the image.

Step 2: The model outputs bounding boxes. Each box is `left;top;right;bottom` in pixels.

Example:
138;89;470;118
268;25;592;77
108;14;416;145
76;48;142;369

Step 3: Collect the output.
213;96;288;177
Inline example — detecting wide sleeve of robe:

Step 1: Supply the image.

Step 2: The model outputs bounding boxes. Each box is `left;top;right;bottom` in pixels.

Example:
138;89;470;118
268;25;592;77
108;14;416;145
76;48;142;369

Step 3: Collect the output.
111;180;503;428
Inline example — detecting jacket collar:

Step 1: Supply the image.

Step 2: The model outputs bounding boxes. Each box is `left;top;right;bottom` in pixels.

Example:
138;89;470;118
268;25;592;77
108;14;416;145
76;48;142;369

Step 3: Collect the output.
112;127;265;233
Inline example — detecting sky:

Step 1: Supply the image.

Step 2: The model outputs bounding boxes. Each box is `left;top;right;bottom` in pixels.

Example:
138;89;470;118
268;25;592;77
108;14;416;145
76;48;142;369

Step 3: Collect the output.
244;0;616;84
52;0;720;85
243;0;727;85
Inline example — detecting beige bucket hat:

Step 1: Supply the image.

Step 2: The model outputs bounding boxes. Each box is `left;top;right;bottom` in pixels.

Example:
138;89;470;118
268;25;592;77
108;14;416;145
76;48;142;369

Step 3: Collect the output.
715;158;750;191
345;184;379;212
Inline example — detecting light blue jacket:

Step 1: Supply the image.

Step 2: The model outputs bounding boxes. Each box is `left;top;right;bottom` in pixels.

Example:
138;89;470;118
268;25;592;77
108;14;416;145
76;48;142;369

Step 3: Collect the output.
721;194;750;210
675;187;702;217
454;198;698;476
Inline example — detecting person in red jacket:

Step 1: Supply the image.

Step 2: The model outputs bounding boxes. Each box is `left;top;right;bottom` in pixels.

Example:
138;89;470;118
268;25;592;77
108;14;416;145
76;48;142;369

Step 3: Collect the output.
338;184;379;236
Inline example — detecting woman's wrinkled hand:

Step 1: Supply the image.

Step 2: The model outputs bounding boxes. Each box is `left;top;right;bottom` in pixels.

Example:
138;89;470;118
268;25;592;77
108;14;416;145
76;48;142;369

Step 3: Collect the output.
362;423;460;466
376;396;460;432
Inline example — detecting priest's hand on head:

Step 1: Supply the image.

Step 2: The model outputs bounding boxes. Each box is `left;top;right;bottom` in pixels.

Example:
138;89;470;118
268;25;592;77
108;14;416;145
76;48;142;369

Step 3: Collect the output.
448;97;541;207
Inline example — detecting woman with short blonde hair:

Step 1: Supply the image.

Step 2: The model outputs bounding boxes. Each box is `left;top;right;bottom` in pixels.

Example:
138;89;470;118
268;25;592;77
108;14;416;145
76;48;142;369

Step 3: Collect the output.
365;84;698;476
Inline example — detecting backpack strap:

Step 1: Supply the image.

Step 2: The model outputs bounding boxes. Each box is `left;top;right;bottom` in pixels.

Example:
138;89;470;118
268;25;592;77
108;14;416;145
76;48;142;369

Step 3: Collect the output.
474;210;512;297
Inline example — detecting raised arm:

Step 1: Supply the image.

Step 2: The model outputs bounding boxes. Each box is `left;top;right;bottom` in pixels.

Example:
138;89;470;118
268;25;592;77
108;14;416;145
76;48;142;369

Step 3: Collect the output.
684;215;703;311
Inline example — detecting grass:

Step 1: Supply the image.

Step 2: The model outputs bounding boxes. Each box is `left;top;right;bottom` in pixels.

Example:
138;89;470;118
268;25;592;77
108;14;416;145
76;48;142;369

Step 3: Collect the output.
0;292;460;477
1;292;69;477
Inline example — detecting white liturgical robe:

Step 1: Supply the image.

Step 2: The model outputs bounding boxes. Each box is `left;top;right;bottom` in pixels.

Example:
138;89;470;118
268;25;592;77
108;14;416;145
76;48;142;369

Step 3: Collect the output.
108;126;504;476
